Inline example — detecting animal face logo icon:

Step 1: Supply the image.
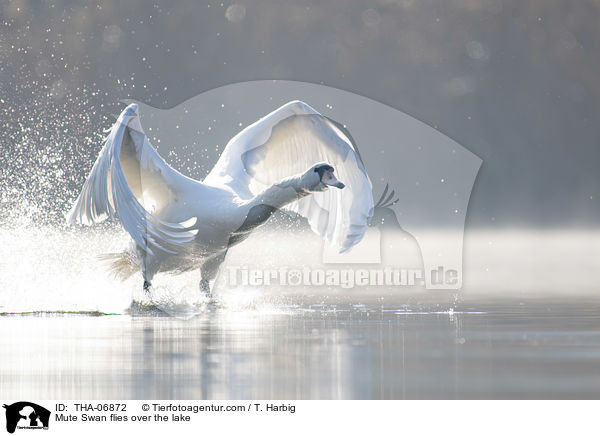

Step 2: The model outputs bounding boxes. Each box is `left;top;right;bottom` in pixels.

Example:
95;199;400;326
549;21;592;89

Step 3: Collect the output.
3;402;50;433
125;80;481;289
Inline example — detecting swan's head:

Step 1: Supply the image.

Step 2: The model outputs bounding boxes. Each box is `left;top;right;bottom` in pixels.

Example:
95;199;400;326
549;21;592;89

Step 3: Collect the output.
303;163;345;192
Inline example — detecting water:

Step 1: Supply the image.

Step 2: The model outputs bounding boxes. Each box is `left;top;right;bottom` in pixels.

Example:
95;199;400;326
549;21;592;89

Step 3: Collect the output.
1;225;599;399
1;295;600;399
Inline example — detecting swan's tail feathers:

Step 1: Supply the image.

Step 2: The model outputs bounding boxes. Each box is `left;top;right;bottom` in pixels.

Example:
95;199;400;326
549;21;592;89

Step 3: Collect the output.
98;252;140;281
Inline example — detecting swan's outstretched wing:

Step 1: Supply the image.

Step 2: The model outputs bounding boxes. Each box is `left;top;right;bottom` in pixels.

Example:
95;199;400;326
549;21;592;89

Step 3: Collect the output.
66;104;197;255
205;100;374;252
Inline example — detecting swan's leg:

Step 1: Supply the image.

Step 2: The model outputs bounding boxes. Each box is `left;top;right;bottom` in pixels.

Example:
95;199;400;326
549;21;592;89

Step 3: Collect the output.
200;250;228;296
199;279;210;296
142;267;155;295
138;244;159;296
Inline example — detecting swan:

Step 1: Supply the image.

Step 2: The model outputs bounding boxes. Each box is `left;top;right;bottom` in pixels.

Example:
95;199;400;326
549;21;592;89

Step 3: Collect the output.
66;100;374;295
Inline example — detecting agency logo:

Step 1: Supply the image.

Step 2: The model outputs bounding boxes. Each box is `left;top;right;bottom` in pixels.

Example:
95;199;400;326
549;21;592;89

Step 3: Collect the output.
3;402;50;434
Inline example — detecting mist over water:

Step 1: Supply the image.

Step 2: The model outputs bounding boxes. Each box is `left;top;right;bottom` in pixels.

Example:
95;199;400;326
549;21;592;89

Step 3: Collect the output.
2;216;599;315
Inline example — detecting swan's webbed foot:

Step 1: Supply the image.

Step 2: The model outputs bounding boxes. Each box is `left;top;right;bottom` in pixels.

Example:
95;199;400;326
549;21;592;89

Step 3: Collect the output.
199;279;211;297
143;280;152;295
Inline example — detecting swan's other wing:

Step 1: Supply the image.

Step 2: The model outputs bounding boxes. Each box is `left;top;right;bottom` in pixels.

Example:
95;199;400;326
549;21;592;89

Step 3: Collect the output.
66;104;197;255
205;100;374;252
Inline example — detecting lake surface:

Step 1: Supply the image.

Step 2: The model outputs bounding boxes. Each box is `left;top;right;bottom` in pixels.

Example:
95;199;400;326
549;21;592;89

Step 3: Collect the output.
1;294;599;399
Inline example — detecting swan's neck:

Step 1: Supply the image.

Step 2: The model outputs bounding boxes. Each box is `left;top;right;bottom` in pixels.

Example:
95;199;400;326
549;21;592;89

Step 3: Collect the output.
250;175;310;210
230;175;314;237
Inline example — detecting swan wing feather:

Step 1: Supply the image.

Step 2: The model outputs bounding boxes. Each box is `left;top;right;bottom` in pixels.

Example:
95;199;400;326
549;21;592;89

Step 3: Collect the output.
205;100;374;252
66;104;197;255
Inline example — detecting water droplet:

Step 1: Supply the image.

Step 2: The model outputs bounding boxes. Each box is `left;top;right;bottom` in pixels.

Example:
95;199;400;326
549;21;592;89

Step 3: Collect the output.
225;4;246;23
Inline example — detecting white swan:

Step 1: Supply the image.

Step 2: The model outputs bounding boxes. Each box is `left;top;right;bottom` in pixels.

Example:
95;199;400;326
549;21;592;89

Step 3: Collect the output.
67;100;374;294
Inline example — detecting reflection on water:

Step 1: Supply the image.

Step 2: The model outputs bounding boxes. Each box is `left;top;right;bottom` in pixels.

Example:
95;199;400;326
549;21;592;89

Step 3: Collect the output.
1;295;599;399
